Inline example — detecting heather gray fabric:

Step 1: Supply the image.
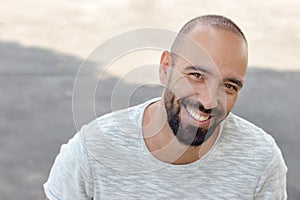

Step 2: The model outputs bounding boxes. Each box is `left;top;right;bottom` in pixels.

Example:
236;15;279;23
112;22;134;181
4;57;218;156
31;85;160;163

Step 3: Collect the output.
44;98;287;200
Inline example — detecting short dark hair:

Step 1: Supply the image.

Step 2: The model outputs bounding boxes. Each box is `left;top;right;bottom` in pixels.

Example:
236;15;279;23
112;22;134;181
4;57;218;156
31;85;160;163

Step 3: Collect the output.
171;15;247;54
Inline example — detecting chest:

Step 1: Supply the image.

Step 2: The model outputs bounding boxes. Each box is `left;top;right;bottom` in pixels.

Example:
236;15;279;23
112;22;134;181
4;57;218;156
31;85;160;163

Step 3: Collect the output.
91;162;257;200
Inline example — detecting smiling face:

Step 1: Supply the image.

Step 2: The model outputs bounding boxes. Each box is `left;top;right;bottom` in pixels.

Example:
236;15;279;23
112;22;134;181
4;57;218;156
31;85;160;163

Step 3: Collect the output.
160;26;248;146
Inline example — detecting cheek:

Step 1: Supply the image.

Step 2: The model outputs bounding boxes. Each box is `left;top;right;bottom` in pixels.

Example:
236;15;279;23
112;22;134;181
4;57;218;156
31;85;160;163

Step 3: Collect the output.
224;95;238;112
168;78;196;99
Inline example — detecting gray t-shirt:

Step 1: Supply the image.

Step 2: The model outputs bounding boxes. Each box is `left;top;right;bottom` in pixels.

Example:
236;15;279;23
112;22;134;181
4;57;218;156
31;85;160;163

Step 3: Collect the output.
44;98;287;199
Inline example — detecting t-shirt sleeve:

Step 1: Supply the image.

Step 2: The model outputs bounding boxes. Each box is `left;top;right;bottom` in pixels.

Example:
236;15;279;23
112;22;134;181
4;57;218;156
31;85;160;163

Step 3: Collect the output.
253;143;288;200
43;125;94;200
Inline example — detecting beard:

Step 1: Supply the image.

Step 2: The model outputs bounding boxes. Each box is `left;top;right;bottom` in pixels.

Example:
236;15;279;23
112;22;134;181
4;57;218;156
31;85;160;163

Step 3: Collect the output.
164;88;225;147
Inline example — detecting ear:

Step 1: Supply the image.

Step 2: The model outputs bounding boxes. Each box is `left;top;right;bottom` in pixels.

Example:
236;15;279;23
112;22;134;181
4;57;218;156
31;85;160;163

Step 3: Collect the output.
159;51;172;85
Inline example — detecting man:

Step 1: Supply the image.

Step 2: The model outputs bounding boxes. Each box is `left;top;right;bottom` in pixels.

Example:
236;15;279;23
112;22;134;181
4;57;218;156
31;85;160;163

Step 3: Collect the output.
44;15;287;199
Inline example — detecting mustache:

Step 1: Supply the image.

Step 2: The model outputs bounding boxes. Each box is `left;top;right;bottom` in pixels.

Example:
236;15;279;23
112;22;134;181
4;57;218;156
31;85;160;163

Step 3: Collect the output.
179;98;223;116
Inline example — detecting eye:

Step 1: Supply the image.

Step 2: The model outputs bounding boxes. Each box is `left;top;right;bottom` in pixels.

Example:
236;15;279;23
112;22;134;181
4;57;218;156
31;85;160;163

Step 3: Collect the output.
188;72;204;81
224;83;239;93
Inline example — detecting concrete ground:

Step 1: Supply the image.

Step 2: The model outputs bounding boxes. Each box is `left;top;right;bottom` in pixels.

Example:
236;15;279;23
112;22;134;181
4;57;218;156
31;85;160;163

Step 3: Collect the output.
0;40;299;199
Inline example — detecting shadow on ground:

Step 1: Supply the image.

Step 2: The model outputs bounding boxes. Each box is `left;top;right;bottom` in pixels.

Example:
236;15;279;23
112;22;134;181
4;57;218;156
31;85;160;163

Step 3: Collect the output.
0;41;299;199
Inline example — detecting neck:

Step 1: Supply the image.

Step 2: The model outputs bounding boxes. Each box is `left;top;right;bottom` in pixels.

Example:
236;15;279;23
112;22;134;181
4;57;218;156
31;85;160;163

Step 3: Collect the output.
142;100;220;165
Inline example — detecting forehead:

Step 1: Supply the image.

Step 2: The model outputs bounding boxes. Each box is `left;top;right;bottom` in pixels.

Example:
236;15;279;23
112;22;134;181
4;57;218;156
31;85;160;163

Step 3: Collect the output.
173;26;248;79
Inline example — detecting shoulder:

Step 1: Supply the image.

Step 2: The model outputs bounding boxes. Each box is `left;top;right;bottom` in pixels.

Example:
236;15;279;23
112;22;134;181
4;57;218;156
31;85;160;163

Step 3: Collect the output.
81;98;160;139
223;113;276;147
215;113;287;198
220;113;286;170
78;98;159;162
44;126;94;199
80;99;152;141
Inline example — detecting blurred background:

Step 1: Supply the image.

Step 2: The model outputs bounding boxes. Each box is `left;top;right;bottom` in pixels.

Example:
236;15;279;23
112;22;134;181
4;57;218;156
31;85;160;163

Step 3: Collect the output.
0;0;299;199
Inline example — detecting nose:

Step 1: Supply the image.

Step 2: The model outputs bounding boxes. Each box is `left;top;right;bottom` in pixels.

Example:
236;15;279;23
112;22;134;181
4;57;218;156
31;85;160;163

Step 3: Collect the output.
195;80;221;110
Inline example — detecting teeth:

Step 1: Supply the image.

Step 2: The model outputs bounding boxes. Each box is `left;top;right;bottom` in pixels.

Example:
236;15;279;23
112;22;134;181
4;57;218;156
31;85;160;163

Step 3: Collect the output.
186;107;209;122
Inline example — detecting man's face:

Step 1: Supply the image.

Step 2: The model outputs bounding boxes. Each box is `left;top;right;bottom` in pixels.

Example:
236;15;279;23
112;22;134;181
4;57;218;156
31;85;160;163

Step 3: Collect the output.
161;27;248;146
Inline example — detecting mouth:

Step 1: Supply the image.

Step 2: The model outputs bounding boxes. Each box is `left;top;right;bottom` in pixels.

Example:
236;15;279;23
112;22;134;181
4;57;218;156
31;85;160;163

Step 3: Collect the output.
185;105;211;123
